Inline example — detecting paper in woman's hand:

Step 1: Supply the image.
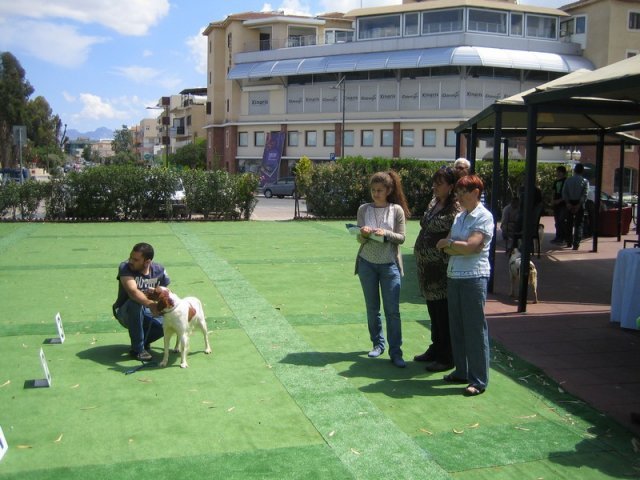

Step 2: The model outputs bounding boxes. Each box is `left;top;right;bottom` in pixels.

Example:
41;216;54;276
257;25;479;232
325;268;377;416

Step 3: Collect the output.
346;223;360;235
346;224;384;242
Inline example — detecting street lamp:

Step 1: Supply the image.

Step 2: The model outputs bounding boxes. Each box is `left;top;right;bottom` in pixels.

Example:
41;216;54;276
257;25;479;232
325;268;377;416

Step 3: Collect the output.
331;75;346;160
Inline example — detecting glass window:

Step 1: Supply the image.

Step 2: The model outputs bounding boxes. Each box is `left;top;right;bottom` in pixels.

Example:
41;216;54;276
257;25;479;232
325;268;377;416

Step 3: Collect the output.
629;12;640;30
468;9;507;34
422;9;463;35
445;129;456;147
238;132;248;147
401;130;414;147
561;16;586;37
422;129;436;147
361;130;374;147
305;131;317;147
526;15;557;39
381;130;394;147
255;132;265;147
288;131;299;147
614;167;638;193
404;13;419;36
358;15;401;40
324;130;335;147
325;29;353;44
510;13;523;36
288;26;317;47
343;130;354;147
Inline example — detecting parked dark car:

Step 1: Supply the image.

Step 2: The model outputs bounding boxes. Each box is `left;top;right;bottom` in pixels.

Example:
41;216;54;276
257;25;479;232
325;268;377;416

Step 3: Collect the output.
262;176;297;198
0;167;30;184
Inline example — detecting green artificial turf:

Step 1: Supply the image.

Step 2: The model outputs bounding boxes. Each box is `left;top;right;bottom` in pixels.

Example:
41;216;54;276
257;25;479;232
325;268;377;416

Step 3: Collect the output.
1;221;639;479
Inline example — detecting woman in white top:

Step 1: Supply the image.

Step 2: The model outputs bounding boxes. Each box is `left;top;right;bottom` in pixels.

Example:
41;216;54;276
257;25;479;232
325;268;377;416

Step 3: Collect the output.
355;170;410;368
436;174;494;395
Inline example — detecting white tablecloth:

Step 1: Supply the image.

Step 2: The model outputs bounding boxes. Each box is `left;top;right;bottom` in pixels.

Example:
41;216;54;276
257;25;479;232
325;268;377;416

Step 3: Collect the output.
611;248;640;329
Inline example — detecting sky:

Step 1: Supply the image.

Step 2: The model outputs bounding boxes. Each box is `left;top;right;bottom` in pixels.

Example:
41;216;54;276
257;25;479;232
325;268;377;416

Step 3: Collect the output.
0;0;567;135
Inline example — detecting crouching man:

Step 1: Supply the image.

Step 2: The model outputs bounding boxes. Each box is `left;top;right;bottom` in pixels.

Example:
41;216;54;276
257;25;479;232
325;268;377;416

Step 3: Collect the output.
112;242;169;361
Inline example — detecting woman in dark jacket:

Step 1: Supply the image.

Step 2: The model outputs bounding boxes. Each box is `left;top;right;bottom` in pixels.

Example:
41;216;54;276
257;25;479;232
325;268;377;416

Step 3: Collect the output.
413;166;460;371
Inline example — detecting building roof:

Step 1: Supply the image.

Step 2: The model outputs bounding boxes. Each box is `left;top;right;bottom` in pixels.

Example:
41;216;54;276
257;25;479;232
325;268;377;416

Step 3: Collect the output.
203;11;349;34
344;0;570;18
228;46;593;79
180;88;207;96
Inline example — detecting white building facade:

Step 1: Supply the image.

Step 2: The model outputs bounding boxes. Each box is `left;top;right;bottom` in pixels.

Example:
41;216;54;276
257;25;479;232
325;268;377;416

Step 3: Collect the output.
203;0;592;175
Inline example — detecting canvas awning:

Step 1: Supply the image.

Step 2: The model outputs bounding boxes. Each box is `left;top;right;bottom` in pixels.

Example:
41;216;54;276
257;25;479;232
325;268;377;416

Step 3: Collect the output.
454;55;640;312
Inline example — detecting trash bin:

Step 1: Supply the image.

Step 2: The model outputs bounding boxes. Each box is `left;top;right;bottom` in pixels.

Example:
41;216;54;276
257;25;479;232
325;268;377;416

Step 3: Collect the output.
599;207;632;236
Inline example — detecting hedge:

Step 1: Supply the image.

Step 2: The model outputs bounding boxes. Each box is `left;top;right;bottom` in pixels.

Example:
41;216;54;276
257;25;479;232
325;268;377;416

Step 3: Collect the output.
0;159;563;221
303;157;563;219
0;165;259;221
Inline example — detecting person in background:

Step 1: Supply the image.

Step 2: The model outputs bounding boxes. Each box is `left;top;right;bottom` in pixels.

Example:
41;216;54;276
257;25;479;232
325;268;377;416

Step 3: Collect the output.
113;242;169;361
436;175;494;396
562;163;589;250
414;166;460;372
355;170;410;368
500;196;519;253
512;184;543;251
453;158;470;177
551;166;568;245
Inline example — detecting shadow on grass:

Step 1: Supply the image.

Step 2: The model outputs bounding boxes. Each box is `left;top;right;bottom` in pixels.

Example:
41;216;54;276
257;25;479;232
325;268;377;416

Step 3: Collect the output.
359;378;464;398
547;426;640;477
281;350;416;379
76;344;159;374
279;350;460;397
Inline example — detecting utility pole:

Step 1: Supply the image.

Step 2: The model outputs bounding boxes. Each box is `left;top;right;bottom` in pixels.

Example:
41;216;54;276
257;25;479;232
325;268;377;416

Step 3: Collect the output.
12;125;27;183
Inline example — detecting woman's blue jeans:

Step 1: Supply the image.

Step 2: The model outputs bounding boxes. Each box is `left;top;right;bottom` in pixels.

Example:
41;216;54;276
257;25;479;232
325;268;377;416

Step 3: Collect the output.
447;277;490;389
357;257;403;359
116;299;164;353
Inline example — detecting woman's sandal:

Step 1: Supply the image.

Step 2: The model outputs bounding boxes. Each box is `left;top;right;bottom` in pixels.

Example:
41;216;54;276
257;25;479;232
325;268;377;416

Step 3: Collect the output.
463;385;485;396
443;373;468;384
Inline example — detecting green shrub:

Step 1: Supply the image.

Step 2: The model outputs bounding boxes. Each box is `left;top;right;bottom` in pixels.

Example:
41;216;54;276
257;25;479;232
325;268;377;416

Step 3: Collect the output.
0;181;20;219
36;165;256;221
182;169;257;220
233;172;259;220
0;180;48;220
303;157;564;219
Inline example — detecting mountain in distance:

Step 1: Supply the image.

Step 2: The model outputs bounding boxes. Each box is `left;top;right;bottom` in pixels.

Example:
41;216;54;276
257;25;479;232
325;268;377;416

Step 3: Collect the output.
66;127;114;141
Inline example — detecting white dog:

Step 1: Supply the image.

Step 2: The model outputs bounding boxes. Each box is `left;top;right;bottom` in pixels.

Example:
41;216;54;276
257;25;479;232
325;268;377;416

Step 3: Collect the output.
509;248;538;303
146;286;212;368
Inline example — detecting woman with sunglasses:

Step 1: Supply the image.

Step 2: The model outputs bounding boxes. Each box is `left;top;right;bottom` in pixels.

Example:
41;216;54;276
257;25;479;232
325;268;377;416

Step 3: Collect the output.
436;174;494;396
413;166;460;372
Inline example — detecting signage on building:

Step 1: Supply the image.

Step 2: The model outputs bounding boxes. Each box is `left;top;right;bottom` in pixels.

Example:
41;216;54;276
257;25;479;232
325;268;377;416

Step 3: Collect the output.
249;91;270;115
259;131;285;186
286;77;527;114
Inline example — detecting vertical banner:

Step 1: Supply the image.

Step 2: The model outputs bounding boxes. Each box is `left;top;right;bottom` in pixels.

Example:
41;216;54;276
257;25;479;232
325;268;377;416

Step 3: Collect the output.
260;131;285;186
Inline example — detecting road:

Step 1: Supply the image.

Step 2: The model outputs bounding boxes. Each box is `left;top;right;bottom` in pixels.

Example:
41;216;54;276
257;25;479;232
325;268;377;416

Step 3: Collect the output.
251;195;309;220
